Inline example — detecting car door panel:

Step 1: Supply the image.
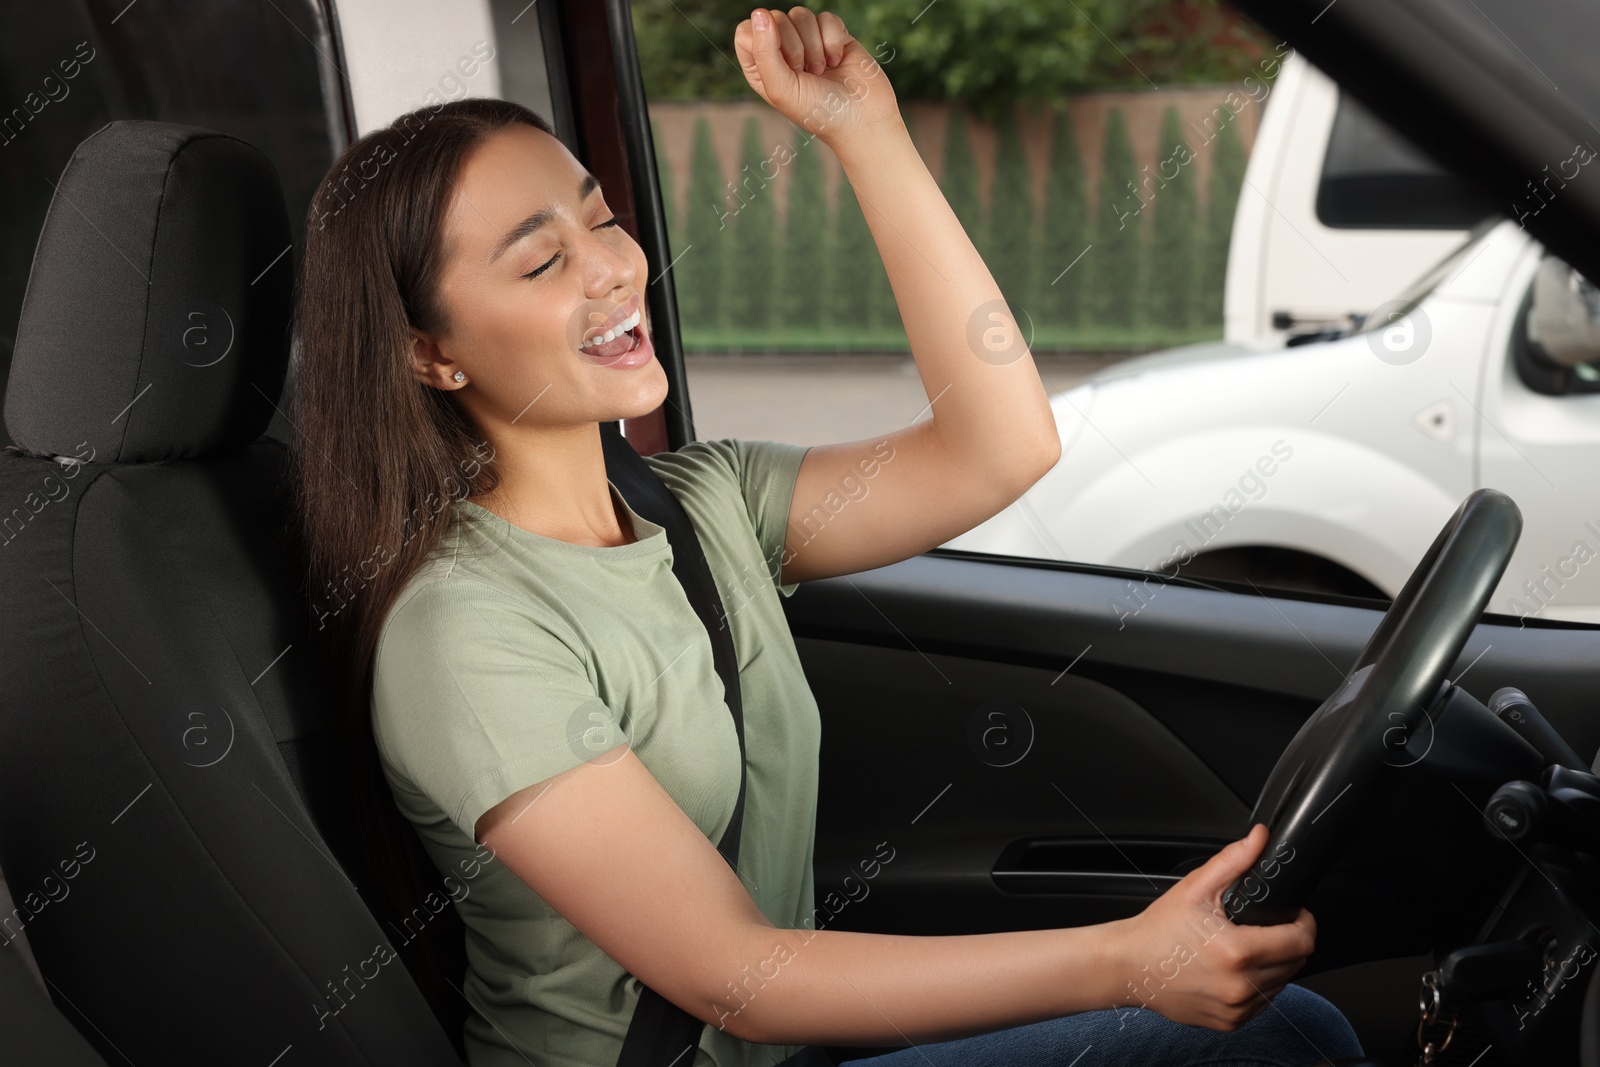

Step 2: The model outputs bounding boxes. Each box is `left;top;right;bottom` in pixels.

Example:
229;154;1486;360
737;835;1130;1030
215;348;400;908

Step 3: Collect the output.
796;637;1247;936
787;550;1600;1059
788;552;1600;940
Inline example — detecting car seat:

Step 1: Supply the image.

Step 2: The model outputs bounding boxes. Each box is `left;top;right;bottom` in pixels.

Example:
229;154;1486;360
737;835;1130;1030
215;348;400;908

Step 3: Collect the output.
0;120;465;1065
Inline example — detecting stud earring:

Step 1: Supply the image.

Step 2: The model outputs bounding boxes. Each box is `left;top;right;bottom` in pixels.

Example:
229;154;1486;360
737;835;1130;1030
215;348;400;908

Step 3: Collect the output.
452;371;466;383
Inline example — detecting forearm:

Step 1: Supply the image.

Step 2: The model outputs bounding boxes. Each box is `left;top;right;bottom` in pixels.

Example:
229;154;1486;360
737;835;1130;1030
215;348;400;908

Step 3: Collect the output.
830;119;1060;482
710;918;1129;1047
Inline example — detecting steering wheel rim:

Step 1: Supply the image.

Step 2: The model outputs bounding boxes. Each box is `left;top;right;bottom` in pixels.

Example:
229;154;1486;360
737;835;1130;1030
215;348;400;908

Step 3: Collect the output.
1222;487;1523;926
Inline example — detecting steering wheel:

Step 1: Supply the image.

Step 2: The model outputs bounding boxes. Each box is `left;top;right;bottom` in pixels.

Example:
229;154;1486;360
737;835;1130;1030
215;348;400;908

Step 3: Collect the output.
1222;487;1523;926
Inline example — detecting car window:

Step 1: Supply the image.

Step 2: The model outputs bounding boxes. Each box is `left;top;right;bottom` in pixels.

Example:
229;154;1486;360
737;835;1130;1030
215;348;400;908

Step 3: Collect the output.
1316;91;1496;230
636;3;1600;626
1513;252;1600;397
0;0;339;450
645;2;1275;446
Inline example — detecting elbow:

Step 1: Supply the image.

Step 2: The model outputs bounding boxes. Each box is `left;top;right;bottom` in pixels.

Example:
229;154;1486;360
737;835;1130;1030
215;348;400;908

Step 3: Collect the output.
1007;433;1061;496
698;997;761;1044
694;979;773;1045
653;971;759;1043
681;929;797;1045
1036;432;1063;475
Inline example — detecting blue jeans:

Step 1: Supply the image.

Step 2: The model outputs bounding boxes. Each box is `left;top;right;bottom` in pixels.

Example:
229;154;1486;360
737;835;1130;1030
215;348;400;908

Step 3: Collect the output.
830;983;1363;1067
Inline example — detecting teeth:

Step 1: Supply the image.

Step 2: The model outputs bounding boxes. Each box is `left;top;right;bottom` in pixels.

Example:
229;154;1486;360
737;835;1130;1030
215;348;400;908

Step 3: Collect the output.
581;309;641;349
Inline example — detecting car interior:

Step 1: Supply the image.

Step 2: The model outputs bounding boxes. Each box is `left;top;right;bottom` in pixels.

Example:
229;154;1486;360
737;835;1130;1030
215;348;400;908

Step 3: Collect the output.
3;1;1600;1066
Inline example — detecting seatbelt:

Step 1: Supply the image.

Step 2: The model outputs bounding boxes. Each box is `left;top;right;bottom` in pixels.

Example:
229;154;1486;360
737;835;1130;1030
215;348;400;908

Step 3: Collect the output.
599;424;833;1067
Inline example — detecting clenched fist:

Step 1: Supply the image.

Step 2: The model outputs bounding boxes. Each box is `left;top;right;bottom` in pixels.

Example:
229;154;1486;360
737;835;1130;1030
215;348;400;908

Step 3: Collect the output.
733;7;902;149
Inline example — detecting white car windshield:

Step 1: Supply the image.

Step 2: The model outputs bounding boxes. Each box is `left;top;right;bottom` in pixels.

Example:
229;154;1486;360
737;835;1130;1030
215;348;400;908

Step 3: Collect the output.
1350;214;1506;338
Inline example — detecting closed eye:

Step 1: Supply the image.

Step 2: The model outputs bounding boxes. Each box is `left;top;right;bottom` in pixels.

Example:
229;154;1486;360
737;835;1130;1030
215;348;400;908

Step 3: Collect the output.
521;217;621;280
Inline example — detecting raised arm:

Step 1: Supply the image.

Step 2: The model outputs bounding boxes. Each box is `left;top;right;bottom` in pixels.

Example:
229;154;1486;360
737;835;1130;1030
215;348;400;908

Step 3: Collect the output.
732;7;1061;586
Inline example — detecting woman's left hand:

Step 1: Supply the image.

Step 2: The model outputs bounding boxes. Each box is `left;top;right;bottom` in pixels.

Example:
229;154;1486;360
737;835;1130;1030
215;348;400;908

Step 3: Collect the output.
733;7;901;150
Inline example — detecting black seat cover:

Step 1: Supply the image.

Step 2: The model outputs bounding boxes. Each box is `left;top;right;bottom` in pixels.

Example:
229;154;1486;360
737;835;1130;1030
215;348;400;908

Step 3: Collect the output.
0;121;462;1064
0;938;105;1065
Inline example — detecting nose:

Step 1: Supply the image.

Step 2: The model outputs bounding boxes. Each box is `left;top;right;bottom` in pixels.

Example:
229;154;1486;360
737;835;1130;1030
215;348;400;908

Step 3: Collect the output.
583;223;638;297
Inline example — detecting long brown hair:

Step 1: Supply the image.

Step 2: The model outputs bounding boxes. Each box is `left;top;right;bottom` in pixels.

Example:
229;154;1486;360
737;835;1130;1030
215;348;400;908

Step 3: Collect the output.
284;97;556;1049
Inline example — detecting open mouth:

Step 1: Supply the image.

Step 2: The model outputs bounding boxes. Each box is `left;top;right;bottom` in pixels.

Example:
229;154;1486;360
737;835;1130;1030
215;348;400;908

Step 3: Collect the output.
578;308;643;361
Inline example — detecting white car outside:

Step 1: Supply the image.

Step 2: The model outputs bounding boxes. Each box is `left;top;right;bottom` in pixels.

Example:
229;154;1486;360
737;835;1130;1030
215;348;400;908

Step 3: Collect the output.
943;219;1600;625
1225;53;1490;345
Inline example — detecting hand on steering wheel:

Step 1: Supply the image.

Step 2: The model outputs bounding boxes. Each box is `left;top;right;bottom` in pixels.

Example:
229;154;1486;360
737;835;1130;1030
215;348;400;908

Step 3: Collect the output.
1111;823;1317;1030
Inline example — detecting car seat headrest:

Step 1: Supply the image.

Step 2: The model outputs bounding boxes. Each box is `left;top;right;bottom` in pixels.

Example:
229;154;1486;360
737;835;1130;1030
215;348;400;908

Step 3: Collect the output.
4;120;293;463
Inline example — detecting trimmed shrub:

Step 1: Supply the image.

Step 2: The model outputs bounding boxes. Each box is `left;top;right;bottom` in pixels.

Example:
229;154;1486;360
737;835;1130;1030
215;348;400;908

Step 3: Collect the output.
990;107;1038;329
726;116;777;332
1038;106;1089;329
680;115;726;329
1201;118;1247;328
778;131;829;330
831;176;877;331
1147;106;1200;329
1087;107;1144;329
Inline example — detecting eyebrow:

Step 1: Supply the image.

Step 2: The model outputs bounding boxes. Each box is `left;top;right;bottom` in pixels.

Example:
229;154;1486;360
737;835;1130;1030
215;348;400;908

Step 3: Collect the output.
487;172;603;265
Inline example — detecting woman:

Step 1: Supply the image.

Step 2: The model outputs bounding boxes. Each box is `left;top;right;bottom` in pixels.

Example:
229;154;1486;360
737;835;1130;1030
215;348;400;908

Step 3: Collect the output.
287;7;1364;1067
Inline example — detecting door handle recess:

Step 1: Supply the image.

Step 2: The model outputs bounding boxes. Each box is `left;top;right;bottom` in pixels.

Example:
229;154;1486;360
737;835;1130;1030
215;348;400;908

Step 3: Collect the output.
991;837;1228;896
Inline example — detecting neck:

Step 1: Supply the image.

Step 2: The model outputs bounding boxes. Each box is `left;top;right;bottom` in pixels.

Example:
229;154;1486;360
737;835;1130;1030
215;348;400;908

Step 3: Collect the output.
467;420;634;548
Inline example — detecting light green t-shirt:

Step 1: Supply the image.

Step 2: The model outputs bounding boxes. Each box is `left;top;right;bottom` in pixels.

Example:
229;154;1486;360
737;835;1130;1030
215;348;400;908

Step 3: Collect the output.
371;438;821;1067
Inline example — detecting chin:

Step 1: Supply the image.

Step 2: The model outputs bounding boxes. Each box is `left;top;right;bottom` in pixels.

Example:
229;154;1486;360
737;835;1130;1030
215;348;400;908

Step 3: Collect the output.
609;361;670;420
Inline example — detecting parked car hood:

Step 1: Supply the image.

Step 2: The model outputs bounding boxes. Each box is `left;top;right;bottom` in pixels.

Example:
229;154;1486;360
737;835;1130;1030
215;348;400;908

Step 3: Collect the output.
1083;338;1282;386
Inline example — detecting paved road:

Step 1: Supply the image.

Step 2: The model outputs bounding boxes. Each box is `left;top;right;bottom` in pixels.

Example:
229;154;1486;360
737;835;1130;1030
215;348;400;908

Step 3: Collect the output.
681;352;1123;446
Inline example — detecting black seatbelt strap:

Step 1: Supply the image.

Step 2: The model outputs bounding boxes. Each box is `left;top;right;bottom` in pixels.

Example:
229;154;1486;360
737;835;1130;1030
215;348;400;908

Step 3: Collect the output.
600;424;835;1067
601;423;749;1067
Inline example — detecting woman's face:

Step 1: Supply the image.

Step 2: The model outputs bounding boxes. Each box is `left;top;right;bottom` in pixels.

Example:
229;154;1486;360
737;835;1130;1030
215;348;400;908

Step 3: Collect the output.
413;123;667;430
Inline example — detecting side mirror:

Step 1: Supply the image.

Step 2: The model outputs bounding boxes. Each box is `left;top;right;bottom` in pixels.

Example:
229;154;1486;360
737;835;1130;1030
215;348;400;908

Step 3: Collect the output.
1526;256;1600;368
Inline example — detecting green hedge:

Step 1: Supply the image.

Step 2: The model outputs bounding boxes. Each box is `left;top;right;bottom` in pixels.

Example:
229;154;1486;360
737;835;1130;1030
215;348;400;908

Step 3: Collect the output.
777;131;826;330
990;109;1035;321
1148;106;1201;329
1038;108;1089;329
677;116;724;330
633;0;1276;118
655;103;1248;354
726;117;776;331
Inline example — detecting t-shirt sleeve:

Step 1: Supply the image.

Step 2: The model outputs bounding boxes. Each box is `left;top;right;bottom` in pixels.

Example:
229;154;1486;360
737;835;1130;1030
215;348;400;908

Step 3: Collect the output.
682;438;812;597
371;577;625;841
